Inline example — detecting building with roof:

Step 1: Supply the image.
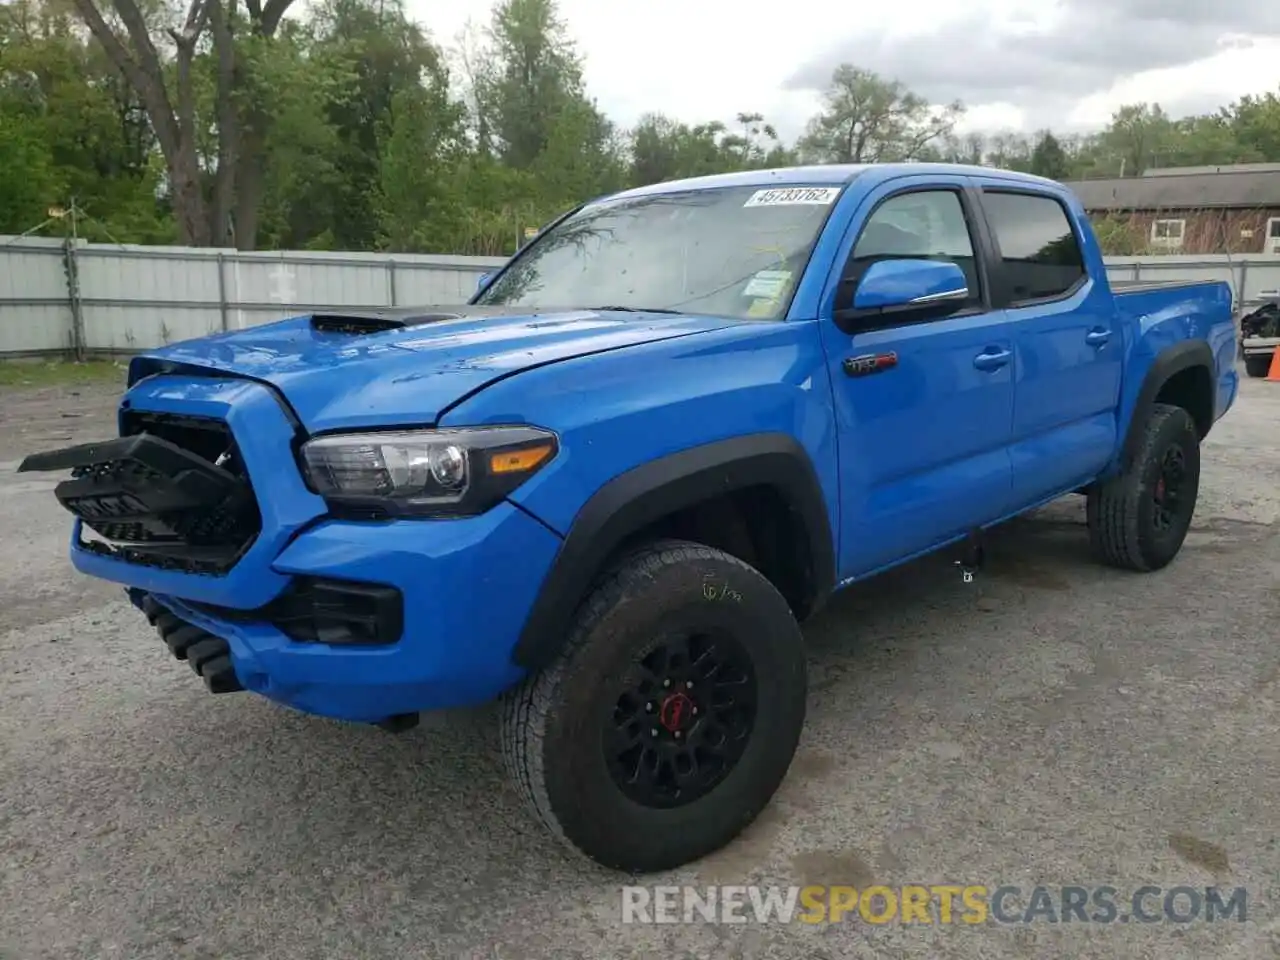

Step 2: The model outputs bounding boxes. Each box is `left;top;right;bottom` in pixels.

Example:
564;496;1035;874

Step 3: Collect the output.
1062;163;1280;255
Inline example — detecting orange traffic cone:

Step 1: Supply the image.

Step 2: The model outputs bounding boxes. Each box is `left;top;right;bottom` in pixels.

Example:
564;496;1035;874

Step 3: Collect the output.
1268;345;1280;382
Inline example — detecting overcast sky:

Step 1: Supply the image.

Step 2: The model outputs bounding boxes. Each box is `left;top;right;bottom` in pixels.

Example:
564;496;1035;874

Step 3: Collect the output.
403;0;1280;141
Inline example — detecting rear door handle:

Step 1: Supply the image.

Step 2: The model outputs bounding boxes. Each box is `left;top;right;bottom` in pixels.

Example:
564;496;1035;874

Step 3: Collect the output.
1086;327;1111;347
973;348;1011;371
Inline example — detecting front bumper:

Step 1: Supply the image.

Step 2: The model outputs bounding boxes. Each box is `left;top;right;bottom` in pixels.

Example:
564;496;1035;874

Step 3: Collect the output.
56;374;565;723
132;504;562;722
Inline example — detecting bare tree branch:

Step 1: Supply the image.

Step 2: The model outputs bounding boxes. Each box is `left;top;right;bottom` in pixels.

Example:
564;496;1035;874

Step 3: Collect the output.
71;0;181;157
258;0;291;36
168;0;212;46
68;0;142;94
209;0;238;245
107;0;165;85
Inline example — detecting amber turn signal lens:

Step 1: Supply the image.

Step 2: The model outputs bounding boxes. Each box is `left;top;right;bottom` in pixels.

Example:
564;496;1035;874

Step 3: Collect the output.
489;443;554;475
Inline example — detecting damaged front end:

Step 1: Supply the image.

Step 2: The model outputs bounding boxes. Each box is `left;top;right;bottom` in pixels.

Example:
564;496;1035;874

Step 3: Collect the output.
18;410;261;576
127;589;244;694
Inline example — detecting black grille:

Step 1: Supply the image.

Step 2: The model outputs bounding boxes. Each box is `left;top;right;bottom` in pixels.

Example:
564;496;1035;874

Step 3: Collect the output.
69;412;262;574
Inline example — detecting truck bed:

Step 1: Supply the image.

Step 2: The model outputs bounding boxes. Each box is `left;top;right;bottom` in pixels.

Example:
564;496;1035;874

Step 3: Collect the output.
1110;279;1236;382
1110;279;1230;295
1110;278;1235;322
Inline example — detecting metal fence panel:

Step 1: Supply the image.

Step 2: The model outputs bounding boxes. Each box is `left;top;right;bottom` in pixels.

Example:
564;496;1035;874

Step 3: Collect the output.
391;256;506;306
77;245;224;350
0;302;74;354
2;237;1278;357
1104;254;1280;303
0;239;76;354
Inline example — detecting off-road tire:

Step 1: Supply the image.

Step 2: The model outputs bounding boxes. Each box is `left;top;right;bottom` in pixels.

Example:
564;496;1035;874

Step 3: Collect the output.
499;539;807;873
1244;354;1272;378
1086;402;1201;572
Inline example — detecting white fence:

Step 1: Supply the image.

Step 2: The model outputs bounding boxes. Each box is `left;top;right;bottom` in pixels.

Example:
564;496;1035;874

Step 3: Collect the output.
0;237;507;357
1;237;1278;357
1103;255;1280;306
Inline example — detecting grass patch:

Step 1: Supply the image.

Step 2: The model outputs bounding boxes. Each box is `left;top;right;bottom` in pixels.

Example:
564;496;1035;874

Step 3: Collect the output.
0;358;126;388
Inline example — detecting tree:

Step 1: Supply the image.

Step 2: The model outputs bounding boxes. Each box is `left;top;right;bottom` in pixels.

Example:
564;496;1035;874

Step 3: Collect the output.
374;83;469;252
1228;91;1280;163
1029;131;1069;180
302;0;453;250
626;110;794;187
66;0;298;247
797;65;964;164
0;0;171;239
4;3;1280;255
1099;103;1173;176
482;0;584;170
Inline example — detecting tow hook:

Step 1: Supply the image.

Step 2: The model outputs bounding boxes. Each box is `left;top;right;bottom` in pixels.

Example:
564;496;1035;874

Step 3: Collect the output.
954;530;986;583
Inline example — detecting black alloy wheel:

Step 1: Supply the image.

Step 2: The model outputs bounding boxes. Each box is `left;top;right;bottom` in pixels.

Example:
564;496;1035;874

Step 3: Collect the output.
605;631;757;809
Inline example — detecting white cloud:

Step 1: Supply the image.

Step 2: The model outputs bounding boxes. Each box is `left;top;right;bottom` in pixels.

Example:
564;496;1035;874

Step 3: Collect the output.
403;0;1280;139
1069;37;1280;128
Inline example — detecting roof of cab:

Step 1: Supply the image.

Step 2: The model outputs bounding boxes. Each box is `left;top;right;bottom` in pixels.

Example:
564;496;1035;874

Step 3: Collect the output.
603;162;1063;202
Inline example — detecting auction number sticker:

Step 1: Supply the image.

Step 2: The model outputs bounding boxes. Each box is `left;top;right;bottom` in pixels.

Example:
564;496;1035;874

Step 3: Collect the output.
743;187;841;207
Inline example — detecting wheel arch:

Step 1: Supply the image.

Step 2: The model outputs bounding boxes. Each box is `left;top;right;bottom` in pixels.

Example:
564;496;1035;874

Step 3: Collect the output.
1121;339;1215;468
511;433;836;673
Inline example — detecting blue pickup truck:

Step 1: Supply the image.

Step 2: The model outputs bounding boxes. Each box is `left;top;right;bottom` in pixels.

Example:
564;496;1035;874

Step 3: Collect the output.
21;163;1239;873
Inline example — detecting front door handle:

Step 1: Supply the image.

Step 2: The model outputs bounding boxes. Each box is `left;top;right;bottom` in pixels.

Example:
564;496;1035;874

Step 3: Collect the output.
1086;327;1111;347
973;348;1012;371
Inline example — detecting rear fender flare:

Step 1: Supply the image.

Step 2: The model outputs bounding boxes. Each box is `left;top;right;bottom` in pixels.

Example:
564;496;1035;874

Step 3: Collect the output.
1120;339;1214;468
511;433;836;672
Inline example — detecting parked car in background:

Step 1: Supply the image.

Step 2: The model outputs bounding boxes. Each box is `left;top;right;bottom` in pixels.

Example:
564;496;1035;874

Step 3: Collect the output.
1240;298;1280;377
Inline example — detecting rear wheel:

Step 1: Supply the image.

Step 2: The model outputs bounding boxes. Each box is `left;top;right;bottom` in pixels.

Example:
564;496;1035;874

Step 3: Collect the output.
500;539;807;873
1245;354;1272;378
1086;402;1201;572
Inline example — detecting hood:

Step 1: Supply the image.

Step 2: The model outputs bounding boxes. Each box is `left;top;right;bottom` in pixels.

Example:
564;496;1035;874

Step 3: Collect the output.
127;305;736;433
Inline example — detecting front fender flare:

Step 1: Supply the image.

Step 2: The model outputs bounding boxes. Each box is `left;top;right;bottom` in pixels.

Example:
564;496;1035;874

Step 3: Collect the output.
511;433;836;672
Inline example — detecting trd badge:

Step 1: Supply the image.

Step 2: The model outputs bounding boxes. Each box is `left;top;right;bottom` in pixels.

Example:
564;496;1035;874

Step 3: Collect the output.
842;351;899;377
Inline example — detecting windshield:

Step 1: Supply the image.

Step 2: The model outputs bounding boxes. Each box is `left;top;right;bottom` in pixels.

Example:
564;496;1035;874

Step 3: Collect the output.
474;184;844;321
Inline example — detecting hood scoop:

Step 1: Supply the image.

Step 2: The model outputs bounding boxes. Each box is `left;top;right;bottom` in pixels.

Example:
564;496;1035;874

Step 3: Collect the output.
310;310;465;334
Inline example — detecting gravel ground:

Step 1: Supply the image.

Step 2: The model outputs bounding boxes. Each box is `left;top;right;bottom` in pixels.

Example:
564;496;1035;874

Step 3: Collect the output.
2;368;1279;960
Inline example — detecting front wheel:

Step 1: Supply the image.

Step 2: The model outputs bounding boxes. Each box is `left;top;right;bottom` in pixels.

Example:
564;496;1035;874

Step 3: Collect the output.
500;539;807;873
1086;402;1201;572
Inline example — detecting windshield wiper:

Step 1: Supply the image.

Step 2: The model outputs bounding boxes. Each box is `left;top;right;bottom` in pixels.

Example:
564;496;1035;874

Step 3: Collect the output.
584;305;684;315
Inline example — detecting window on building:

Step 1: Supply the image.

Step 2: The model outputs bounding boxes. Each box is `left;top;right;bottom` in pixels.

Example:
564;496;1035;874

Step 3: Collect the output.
981;190;1087;304
1150;218;1186;248
1266;218;1280;253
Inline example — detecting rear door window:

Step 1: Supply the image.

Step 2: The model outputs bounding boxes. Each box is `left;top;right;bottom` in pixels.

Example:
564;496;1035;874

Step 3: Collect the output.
981;191;1087;305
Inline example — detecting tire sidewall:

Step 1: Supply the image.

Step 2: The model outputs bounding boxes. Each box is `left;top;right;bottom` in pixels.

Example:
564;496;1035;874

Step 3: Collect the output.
1132;406;1201;568
540;548;806;872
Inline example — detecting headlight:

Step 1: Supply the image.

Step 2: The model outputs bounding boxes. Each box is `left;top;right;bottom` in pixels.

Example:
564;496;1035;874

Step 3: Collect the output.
300;425;558;517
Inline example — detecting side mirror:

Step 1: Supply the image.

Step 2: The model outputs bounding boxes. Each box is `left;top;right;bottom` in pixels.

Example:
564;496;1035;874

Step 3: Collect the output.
476;272;492;292
839;259;968;327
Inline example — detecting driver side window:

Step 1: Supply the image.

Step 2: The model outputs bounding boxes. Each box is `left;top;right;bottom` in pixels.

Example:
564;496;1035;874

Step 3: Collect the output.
844;189;982;310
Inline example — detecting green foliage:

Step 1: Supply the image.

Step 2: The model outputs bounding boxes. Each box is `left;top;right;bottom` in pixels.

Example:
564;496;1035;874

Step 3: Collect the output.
797;65;964;163
1090;215;1147;256
0;358;124;387
0;0;170;241
1029;132;1069;180
3;0;1280;254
